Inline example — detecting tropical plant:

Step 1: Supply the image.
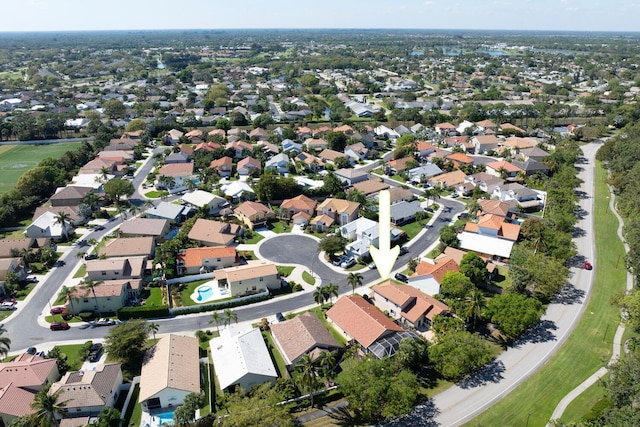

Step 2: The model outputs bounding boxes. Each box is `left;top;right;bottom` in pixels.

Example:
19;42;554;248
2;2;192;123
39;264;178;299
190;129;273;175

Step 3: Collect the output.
223;308;238;327
209;311;223;332
313;287;325;307
346;272;363;295
148;322;159;340
324;282;339;304
54;211;71;241
0;325;11;358
30;385;69;427
58;286;75;315
295;354;319;406
80;277;102;316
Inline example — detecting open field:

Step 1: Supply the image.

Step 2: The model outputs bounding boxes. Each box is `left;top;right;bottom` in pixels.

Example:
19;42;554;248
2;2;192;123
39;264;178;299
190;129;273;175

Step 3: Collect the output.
466;162;626;427
0;142;83;194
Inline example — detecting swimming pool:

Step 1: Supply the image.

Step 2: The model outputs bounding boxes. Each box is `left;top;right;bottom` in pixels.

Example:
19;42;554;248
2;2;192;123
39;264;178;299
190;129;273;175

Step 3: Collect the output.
156;409;175;425
189;282;229;304
196;285;213;302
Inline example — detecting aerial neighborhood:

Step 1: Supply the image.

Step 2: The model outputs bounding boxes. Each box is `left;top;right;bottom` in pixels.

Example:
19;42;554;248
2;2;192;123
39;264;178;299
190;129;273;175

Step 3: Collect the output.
0;28;636;427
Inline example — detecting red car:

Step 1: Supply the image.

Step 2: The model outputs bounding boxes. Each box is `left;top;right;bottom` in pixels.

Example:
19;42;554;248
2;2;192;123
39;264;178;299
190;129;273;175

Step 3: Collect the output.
50;306;66;315
584;262;593;270
50;321;70;331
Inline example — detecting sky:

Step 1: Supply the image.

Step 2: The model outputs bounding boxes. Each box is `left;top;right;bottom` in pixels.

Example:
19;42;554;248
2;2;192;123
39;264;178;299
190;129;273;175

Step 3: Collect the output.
2;0;639;33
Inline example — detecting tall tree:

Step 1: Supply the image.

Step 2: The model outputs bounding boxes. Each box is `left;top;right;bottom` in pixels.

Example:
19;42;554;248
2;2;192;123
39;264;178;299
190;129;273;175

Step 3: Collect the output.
209;311;223;332
324;282;339;304
459;252;488;286
30;385;69;427
313;287;325;308
317;235;346;260
346;272;363;295
223;309;238;327
147;322;159;341
103;178;135;203
80;277;102;316
295;354;319;406
103;319;150;364
0;325;11;358
54;211;71;242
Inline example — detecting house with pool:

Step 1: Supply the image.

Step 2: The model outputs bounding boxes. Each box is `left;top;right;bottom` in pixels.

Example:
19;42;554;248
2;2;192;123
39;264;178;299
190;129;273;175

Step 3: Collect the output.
214;261;281;297
176;246;238;275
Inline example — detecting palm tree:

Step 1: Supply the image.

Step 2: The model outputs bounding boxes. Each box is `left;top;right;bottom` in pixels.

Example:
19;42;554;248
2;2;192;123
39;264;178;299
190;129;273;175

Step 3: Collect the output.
54;211;71;242
143;199;156;211
346;272;363;295
76;251;86;264
128;203;141;218
209;311;222;332
466;289;486;331
99;166;111;183
30;385;69;427
324;282;339;304
317;350;338;383
313;287;325;308
148;322;159;340
59;286;75;316
295;354;319;407
223;309;238;327
158;175;176;190
0;325;11;358
115;203;128;220
80;277;102;316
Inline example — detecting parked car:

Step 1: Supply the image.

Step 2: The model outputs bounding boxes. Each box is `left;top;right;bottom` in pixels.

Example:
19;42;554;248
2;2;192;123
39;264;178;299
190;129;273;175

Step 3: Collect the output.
275;312;286;322
0;302;16;311
368;262;376;269
26;347;37;355
94;225;105;231
88;343;103;362
450;193;460;198
24;276;39;283
76;240;88;246
394;273;409;283
398;246;409;256
50;306;65;315
53;260;65;267
95;318;115;326
584;261;593;270
340;257;356;269
332;255;346;266
85;254;99;261
50;321;70;331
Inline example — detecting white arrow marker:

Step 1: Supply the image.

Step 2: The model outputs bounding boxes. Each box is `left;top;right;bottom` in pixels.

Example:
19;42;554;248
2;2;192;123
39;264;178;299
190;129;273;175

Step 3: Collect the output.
369;189;400;280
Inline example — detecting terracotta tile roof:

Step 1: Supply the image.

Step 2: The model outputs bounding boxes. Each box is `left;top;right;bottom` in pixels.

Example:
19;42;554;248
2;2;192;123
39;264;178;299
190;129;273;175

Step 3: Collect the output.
209;156;233;171
237;156;261;170
415;141;437;152
500;222;521;241
388;157;412;172
333;124;354;134
435;122;455;129
0;355;57;389
158;162;194;177
270;312;340;365
430;169;467;187
70;279;142;298
214;261;278;283
352;179;389;196
208;128;226;137
502;136;537;149
326;295;403;348
372;281;449;323
187;218;239;246
476;214;505;230
194;141;221;152
235;201;273;217
177;246;237;268
319;148;345;161
475;119;497;128
479;199;511;217
316;198;360;216
310;214;334;227
281;194;317;212
226;140;253;152
139;335;200;403
499;123;526;133
0;238;33;258
413;258;459;284
0;382;36;417
445;152;475;165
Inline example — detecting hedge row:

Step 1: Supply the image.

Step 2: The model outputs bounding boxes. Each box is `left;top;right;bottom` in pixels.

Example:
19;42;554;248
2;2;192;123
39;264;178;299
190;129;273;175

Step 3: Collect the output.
173;293;271;315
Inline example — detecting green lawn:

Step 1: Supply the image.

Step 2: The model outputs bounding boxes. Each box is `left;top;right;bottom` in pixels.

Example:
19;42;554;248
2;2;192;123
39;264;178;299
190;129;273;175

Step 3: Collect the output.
490;265;512;290
466;162;627;427
560;380;607;424
144;287;164;306
179;279;211;307
269;221;290;233
243;232;264;244
277;266;295;277
0;142;84;194
123;384;141;427
398;220;427;240
73;264;86;278
143;190;167;198
303;271;316;285
262;331;290;378
52;343;89;371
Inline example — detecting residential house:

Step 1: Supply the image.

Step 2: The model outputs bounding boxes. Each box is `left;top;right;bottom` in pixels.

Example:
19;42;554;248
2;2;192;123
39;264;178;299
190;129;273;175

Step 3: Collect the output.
457;231;515;260
264;153;290;175
312;198;359;231
226;140;254;158
0;257;28;284
296;126;313;139
407;163;443;184
220;181;255;203
282;139;302;153
270;312;340;367
185;129;203;142
492;182;543;210
429;170;467;189
156;163;195;194
415;141;437;158
164;151;191;164
499;123;526;134
456;120;476;135
518;146;550;162
187;219;242;247
501;136;538;154
318;148;348;165
163;129;184;145
387;187;415;204
194;141;221;153
389;200;422;225
435;122;456;136
236;156;261;178
0;354;59;426
210;328;278;393
176;246;238;275
305;138;329;153
334;168;368;186
234;201;274;230
339;217;403;259
257;141;279;157
511;159;549;176
97;150;133;164
209;156;234;178
49;186;93;207
371;281;449;329
120;218;170;241
334;124;354;135
464;214;521;242
409;258;460;295
466;172;503;194
295;152;325;171
478;199;513;218
50;364;122;419
214;261;281;297
344;143;368;162
98;237;155;259
32;206;85;226
24;211;73;242
326;295;415;359
85;256;147;281
0;238;44;259
387;157;413;175
445;152;475;169
443;136;474;152
139;335;200;411
352;179;390;198
280;194;317;226
178;144;194;157
475;119;498;133
180;190;228;215
66;278;143;315
249;128;268;141
78;159;118;176
146;201;191;224
472;135;501;154
374;125;400;140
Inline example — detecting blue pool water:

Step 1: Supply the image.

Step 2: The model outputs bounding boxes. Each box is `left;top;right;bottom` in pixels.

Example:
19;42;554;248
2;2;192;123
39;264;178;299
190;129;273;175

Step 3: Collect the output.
156;409;175;425
196;285;213;302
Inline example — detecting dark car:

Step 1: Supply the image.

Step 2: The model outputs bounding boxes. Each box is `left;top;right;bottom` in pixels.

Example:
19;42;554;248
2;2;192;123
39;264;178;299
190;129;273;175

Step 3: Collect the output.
94;225;105;231
85;254;99;261
50;322;70;331
26;347;37;355
394;273;409;283
50;306;65;315
584;262;593;270
398;246;409;256
88;343;103;362
53;260;65;267
275;312;286;322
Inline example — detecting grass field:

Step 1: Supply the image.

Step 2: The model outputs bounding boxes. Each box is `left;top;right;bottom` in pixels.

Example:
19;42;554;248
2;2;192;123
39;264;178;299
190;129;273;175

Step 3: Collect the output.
466;162;627;427
0;142;83;194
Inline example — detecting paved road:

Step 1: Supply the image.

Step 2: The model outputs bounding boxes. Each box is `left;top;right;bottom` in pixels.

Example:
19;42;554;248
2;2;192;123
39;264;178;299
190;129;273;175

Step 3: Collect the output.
420;142;599;426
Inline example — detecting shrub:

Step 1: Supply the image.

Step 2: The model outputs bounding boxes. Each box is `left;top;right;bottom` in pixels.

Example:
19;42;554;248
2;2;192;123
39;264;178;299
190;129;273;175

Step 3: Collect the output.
79;311;95;321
